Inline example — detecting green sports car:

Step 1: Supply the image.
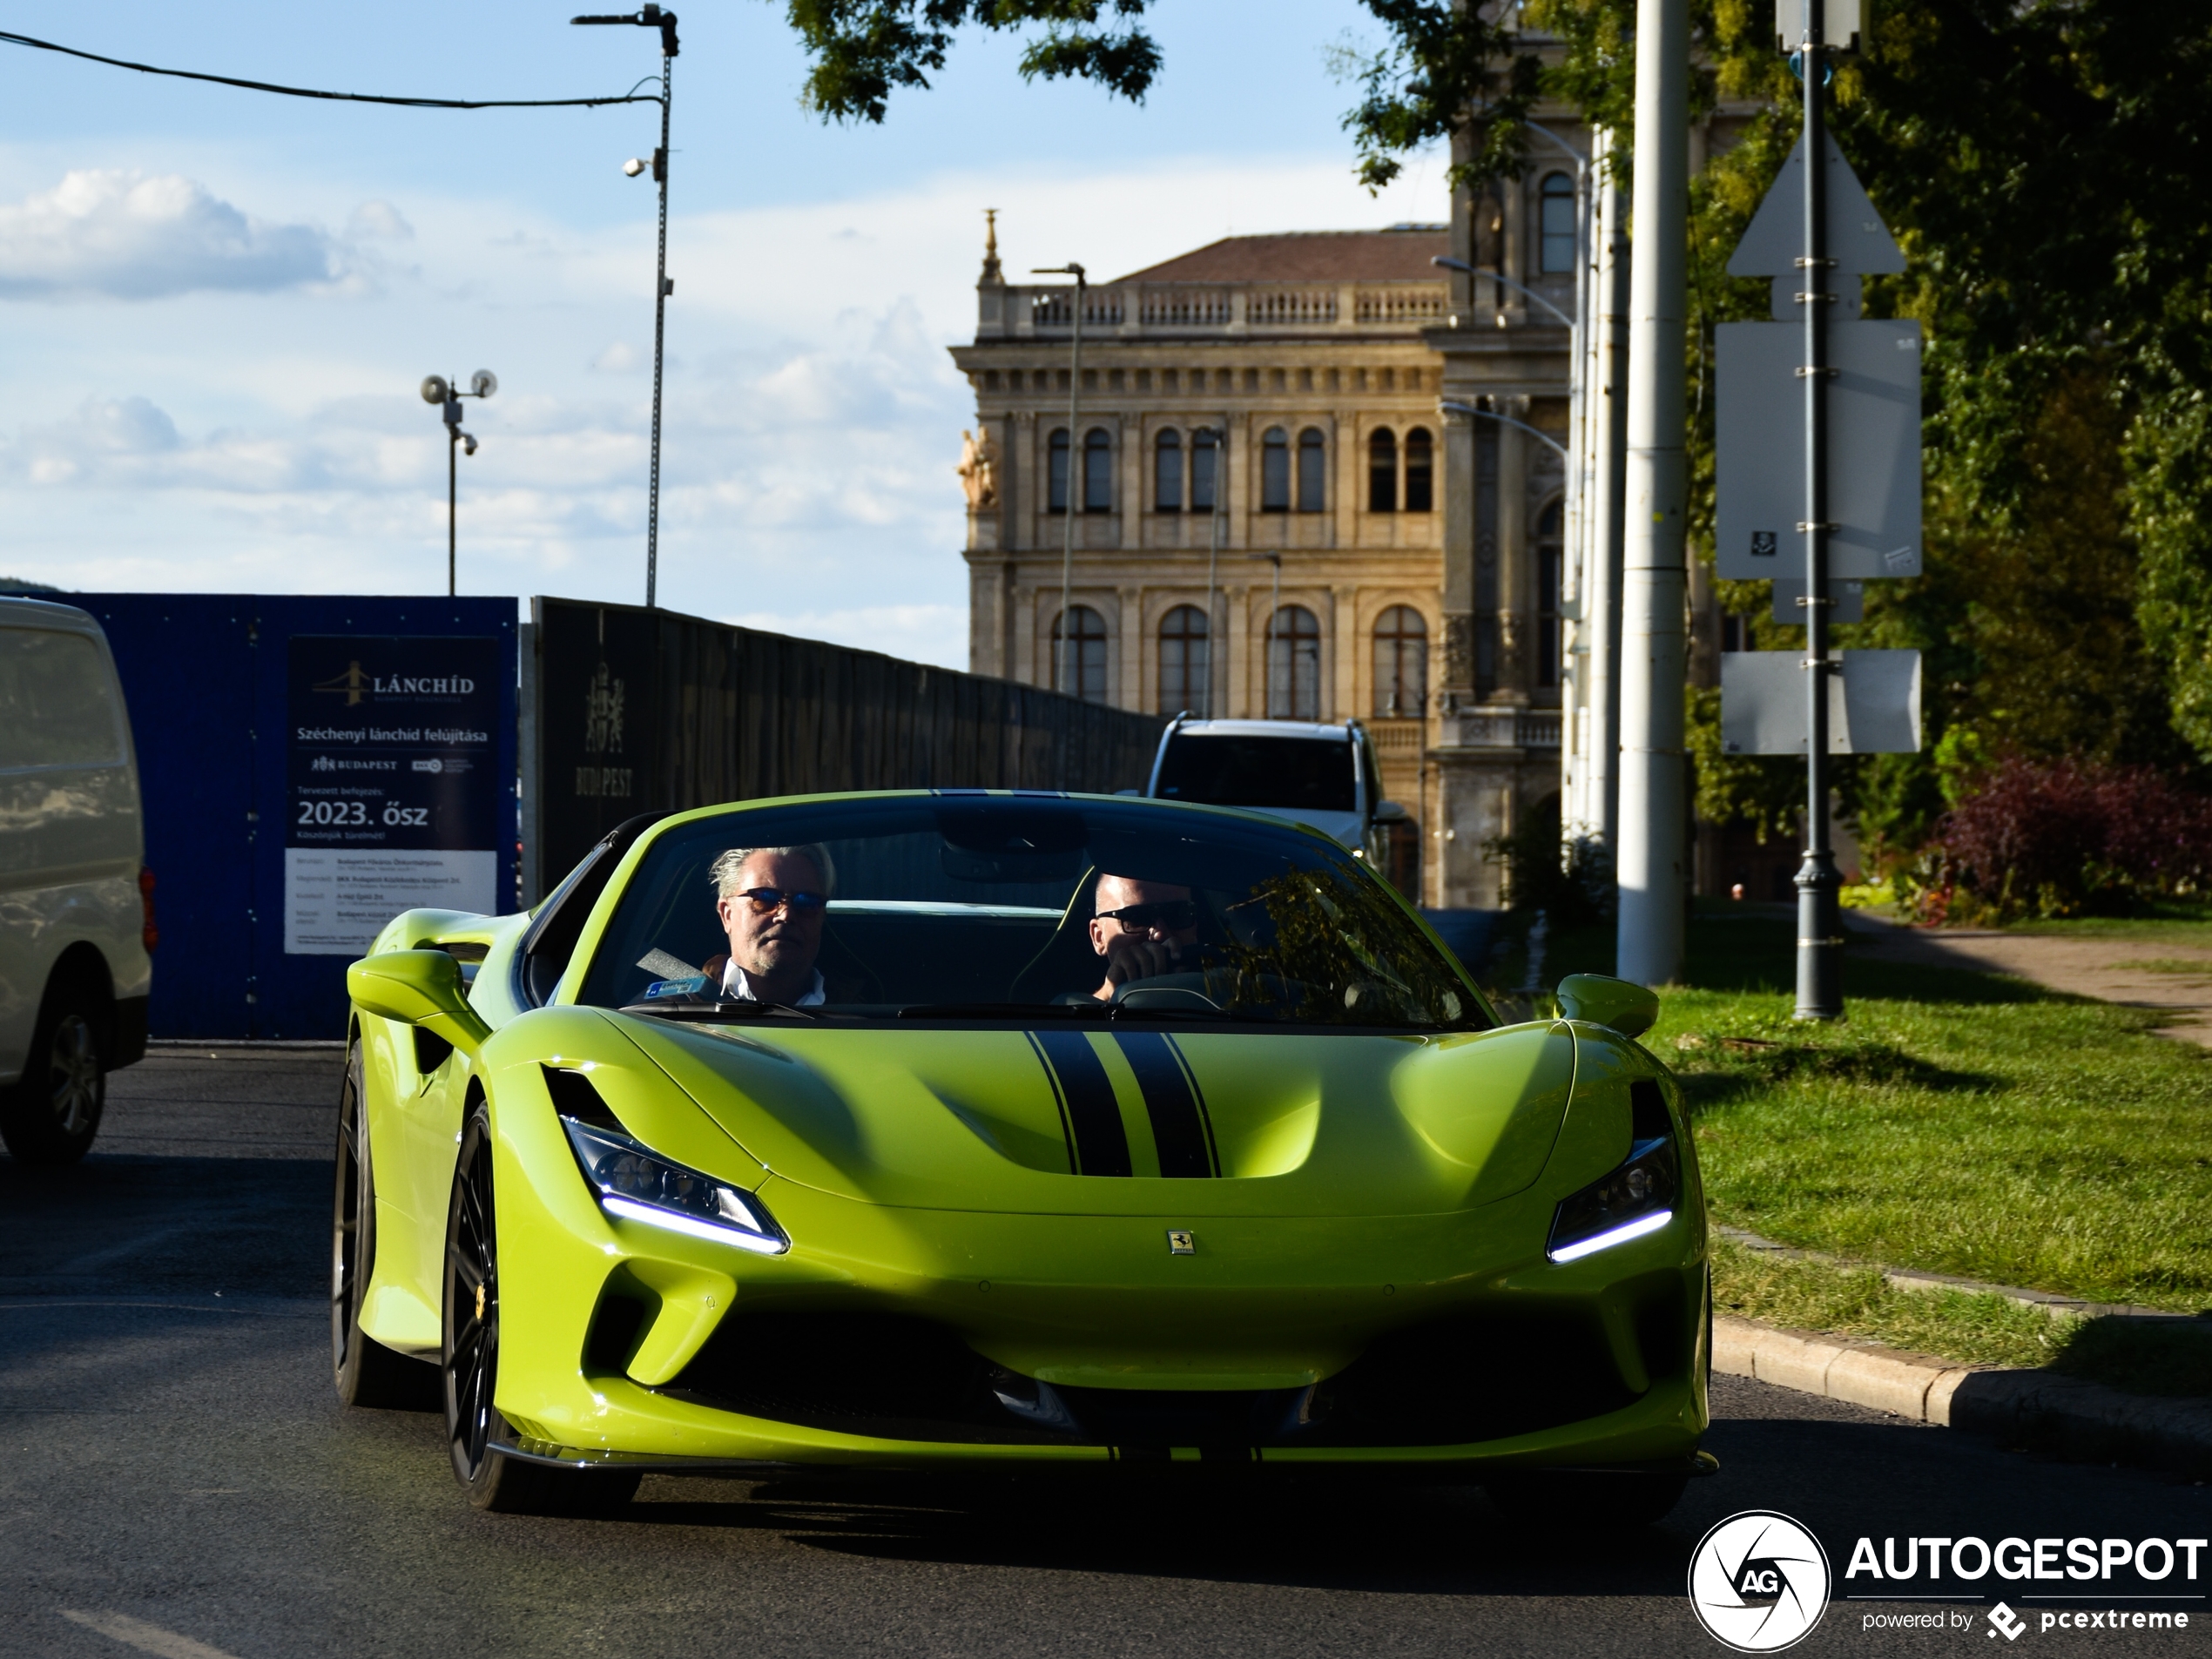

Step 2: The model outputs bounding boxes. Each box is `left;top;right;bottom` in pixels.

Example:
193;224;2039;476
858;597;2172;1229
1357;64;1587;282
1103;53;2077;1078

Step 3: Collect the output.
334;791;1710;1518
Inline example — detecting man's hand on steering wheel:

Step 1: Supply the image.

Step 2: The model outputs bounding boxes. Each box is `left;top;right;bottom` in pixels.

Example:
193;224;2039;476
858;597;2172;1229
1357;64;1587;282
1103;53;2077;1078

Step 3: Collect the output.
1100;934;1193;995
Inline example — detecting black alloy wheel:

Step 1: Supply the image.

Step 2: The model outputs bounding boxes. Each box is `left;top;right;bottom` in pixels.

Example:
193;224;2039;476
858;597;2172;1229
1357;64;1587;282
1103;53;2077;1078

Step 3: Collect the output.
442;1101;637;1514
0;995;105;1164
332;1042;436;1408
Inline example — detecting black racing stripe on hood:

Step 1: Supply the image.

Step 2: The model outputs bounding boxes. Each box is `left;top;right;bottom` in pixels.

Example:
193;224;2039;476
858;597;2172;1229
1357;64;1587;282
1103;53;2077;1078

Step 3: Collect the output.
1111;1029;1216;1178
1029;1028;1132;1177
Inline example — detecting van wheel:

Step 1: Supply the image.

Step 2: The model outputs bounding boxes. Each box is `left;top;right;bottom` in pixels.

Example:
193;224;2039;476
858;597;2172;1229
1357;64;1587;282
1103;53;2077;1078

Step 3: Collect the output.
0;996;105;1164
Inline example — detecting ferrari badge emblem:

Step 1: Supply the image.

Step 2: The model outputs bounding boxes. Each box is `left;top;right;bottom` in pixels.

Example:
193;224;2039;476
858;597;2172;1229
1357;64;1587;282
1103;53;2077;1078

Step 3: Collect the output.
1167;1230;1196;1256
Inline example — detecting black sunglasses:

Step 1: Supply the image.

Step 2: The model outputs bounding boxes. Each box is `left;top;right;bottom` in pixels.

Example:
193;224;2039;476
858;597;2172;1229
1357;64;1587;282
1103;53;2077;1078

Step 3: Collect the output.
1096;900;1199;932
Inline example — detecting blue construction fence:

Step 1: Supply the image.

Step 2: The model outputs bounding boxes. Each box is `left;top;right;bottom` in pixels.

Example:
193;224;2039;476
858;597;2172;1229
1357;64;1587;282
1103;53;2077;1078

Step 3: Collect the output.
77;596;519;1042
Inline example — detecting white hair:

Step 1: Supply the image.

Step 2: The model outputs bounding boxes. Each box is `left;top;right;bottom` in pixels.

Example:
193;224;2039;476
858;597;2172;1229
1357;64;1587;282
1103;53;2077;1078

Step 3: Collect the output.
708;844;836;900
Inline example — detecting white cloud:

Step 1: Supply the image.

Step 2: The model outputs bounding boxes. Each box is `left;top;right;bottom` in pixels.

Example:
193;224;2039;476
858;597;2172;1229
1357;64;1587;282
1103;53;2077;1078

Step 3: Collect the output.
346;200;414;242
0;150;1444;673
0;169;344;300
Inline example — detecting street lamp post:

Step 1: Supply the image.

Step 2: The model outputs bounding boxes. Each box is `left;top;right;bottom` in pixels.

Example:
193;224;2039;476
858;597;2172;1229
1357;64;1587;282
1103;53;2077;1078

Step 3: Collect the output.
420;370;496;597
1200;420;1228;719
574;5;678;609
1436;397;1568;462
1033;263;1087;704
1247;550;1283;717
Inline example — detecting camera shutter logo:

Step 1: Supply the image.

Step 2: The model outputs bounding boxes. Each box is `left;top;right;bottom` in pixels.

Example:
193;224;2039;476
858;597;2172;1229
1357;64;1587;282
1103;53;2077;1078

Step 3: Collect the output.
1687;1510;1831;1652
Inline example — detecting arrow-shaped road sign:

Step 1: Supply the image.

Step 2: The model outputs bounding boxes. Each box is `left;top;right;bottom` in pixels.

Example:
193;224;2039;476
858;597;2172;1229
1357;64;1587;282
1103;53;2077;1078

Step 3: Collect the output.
1716;129;1923;581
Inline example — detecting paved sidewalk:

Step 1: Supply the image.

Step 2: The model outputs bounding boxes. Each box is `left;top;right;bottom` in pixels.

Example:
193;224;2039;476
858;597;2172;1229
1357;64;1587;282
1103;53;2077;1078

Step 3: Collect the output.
1843;908;2212;1043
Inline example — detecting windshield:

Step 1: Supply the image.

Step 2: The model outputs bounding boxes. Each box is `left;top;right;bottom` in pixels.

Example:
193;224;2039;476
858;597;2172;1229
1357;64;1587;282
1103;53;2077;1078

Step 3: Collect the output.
1154;734;1357;813
576;795;1485;1030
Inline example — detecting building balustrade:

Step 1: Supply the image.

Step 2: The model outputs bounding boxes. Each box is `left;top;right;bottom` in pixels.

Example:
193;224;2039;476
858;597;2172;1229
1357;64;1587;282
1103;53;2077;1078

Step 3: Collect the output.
1000;280;1451;340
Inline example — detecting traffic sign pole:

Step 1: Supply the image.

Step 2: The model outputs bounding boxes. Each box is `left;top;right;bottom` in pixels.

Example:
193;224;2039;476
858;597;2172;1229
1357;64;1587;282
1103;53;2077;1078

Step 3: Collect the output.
1795;0;1844;1020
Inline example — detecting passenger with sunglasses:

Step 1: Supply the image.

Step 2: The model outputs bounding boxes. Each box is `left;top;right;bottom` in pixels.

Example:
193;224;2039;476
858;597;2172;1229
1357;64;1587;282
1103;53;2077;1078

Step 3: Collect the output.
701;844;835;1006
1087;874;1203;1001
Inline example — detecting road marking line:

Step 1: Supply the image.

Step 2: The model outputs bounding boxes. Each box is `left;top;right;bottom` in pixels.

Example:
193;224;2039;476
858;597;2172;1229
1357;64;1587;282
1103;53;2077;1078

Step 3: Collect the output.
57;1609;241;1659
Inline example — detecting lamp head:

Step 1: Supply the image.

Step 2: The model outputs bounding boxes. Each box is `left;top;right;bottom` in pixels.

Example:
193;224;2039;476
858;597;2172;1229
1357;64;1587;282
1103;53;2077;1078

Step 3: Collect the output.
420;374;450;405
623;157;647;177
462;434;479;456
470;369;497;398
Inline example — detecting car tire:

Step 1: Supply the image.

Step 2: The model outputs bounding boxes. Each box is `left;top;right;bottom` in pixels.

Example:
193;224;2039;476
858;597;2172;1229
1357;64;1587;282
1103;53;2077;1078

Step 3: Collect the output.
0;983;107;1165
333;1042;439;1409
1485;1470;1690;1531
443;1099;639;1516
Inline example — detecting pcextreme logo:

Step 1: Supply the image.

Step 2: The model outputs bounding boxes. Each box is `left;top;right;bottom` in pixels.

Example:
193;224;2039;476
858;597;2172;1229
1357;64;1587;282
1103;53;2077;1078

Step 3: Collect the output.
1688;1510;1832;1653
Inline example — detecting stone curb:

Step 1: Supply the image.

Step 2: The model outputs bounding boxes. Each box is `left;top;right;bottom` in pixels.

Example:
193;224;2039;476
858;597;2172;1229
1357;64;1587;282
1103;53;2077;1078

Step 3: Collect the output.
1713;1314;2212;1478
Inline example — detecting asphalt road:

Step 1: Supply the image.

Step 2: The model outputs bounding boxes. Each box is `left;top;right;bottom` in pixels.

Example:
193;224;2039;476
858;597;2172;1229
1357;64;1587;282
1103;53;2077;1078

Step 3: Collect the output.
2;1049;2206;1658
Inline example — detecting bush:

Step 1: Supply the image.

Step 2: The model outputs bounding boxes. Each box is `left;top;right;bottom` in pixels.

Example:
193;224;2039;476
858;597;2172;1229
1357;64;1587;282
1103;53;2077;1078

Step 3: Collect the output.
1483;794;1613;924
1931;757;2212;920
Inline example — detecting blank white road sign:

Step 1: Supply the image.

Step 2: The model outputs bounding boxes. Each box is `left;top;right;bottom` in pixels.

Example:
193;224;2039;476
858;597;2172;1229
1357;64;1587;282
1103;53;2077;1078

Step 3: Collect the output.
1716;319;1924;580
1722;649;1921;755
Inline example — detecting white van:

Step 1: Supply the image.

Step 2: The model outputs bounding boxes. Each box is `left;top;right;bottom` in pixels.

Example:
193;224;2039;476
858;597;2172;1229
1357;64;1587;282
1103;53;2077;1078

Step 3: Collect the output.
1143;716;1410;863
0;598;152;1163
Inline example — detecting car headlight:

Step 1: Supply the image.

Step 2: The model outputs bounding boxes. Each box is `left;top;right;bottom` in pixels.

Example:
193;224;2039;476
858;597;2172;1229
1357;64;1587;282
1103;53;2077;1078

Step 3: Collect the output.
1546;1134;1677;1264
546;1066;787;1255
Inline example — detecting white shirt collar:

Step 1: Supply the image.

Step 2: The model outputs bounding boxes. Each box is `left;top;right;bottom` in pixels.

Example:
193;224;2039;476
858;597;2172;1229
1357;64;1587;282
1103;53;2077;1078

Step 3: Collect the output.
721;960;826;1007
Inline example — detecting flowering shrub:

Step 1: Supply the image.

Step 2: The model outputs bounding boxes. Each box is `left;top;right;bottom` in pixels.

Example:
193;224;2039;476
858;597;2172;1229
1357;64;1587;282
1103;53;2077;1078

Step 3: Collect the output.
1928;758;2212;920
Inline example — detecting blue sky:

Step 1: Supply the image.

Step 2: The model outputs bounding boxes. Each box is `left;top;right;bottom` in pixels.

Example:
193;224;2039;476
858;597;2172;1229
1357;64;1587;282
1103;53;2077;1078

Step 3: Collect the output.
0;2;1446;666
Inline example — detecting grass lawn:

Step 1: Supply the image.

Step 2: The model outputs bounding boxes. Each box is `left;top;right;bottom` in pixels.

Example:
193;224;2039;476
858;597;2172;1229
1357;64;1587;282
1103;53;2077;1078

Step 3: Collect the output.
1480;902;2212;1392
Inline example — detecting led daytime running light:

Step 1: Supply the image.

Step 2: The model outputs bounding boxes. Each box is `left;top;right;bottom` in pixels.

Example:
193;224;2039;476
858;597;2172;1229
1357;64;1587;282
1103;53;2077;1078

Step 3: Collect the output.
560;1115;787;1255
601;1193;789;1253
1547;1208;1673;1263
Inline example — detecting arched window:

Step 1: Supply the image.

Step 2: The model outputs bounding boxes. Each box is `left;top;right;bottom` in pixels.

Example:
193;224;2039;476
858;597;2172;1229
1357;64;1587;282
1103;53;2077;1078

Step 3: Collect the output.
1368;428;1398;514
1158;604;1210;716
1155;429;1183;512
1404;426;1433;514
1372;605;1428;718
1050;604;1108;703
1261;427;1290;511
1267;604;1322;721
1536;499;1565;688
1048;428;1069;513
1539;172;1577;275
1083;428;1113;513
1190;428;1218;512
1297;428;1326;512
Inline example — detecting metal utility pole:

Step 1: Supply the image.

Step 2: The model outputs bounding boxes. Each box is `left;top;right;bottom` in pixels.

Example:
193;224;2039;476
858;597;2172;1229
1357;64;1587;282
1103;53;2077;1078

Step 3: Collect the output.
1615;0;1689;988
1590;130;1631;853
420;371;495;597
1034;263;1087;700
1794;0;1843;1018
573;5;678;608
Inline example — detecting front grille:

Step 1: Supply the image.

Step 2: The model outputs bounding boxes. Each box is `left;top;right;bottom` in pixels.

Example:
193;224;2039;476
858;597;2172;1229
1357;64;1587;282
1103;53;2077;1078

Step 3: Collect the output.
664;1312;1055;1444
663;1308;1643;1451
1305;1313;1638;1446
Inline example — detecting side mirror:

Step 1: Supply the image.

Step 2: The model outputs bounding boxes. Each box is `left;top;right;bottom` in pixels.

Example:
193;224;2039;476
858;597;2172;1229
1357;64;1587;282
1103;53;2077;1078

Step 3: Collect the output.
1372;799;1412;824
347;949;493;1054
1554;973;1660;1039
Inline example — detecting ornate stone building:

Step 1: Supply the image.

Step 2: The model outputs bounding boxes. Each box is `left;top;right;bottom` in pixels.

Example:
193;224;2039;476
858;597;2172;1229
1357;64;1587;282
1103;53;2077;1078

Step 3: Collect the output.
950;138;1588;906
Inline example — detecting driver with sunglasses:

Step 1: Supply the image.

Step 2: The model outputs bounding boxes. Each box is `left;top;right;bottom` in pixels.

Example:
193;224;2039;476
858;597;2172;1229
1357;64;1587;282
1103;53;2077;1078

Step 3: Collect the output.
1087;875;1203;1002
701;844;835;1007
